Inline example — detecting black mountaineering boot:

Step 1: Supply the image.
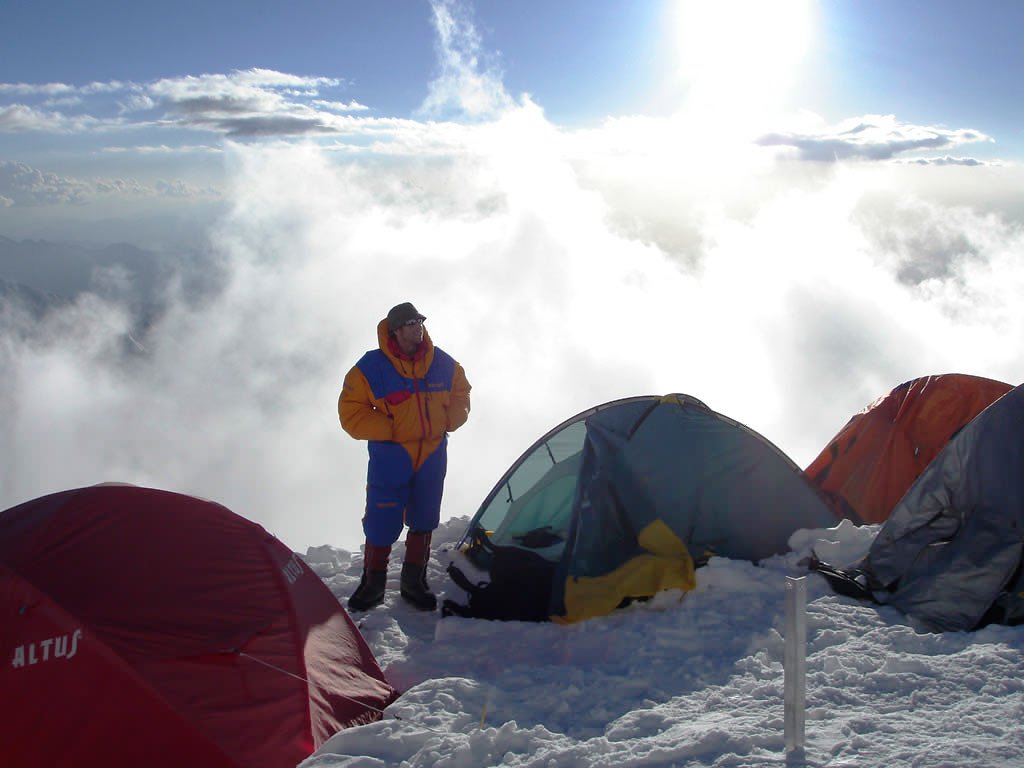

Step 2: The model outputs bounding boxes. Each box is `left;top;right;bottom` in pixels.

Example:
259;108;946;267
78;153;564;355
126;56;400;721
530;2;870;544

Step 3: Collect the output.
400;530;437;611
348;542;391;612
348;569;387;612
400;562;437;611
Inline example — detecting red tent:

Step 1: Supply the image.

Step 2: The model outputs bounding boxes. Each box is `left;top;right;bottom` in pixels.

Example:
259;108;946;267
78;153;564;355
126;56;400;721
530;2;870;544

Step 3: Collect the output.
0;484;398;768
805;373;1013;524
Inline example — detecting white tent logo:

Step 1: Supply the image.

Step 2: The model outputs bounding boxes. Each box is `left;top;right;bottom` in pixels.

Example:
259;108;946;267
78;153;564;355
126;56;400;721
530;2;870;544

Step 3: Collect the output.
10;629;83;669
281;553;305;585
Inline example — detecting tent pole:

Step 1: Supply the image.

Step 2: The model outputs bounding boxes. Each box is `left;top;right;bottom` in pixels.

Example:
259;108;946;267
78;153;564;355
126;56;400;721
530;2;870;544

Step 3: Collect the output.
784;575;807;754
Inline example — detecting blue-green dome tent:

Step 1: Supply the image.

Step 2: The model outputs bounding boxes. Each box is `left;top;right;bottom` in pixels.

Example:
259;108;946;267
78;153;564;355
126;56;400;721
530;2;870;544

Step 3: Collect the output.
445;394;838;623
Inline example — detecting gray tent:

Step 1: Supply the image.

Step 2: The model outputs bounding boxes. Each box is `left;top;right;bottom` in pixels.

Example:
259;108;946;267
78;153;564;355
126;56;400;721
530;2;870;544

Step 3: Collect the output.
834;382;1024;632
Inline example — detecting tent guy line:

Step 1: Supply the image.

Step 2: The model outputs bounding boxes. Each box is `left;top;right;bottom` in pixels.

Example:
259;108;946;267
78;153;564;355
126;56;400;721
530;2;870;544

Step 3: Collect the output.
237;651;383;715
238;651;452;741
238;651;451;735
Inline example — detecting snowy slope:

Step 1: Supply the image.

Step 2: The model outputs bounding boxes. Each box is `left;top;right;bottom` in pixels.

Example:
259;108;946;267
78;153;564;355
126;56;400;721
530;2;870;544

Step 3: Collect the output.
299;518;1024;768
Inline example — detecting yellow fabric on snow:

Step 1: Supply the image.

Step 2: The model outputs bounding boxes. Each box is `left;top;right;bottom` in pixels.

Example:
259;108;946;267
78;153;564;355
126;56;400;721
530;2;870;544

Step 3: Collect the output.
556;518;696;624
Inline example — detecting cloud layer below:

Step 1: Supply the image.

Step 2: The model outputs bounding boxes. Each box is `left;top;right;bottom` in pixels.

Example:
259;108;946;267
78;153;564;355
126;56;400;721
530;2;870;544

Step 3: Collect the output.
2;0;1022;551
3;119;1023;551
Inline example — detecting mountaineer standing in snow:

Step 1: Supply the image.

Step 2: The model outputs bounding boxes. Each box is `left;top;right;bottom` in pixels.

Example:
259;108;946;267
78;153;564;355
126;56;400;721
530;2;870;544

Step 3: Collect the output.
339;302;471;611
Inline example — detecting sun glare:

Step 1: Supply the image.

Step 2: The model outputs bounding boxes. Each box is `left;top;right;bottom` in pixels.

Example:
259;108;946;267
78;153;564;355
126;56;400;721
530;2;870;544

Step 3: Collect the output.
672;0;813;122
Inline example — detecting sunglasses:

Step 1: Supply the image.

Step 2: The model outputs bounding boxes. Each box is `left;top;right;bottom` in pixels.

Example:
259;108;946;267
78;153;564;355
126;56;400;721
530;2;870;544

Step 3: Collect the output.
402;318;424;327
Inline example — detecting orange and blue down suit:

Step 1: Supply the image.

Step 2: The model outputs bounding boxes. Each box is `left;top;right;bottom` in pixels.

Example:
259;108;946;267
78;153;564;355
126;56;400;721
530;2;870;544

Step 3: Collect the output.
339;320;471;546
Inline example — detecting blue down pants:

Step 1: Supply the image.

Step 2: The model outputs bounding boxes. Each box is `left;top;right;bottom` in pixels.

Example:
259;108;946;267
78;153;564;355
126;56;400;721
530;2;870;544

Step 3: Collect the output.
363;436;448;546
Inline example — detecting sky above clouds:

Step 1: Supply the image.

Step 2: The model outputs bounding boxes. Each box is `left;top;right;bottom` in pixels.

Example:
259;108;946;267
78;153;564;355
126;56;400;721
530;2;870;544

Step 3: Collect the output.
1;0;1023;552
2;0;1021;224
2;1;1021;170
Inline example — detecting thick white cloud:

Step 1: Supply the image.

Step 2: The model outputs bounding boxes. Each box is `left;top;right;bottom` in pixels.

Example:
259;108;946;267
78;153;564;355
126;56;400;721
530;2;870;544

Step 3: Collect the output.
2;0;1023;553
3;124;1023;553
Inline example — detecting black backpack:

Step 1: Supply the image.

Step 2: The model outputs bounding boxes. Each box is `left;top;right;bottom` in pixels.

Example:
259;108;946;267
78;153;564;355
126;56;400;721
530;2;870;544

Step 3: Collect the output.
444;538;558;622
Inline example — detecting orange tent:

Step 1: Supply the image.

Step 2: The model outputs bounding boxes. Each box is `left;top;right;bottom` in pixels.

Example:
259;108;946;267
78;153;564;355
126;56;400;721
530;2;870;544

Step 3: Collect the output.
805;373;1013;524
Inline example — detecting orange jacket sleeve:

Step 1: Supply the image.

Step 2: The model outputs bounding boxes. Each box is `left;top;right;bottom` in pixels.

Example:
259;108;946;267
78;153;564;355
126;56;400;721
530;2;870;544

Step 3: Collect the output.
446;362;471;432
338;366;394;441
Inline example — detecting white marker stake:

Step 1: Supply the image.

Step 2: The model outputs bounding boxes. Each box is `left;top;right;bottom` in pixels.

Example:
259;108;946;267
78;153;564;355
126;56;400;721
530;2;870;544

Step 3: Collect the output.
784;575;807;752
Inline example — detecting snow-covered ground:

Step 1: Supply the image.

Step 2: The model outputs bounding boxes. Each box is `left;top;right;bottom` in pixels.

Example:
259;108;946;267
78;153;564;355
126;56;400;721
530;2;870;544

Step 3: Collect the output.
300;517;1024;768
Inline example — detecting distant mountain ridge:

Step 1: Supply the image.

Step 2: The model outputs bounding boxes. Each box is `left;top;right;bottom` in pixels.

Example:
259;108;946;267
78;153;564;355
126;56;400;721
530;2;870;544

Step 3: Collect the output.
0;235;161;303
0;235;225;355
0;233;226;308
0;277;71;321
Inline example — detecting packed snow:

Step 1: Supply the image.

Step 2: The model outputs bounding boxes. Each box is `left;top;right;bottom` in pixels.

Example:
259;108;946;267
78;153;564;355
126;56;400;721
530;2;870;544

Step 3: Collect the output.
298;517;1024;768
